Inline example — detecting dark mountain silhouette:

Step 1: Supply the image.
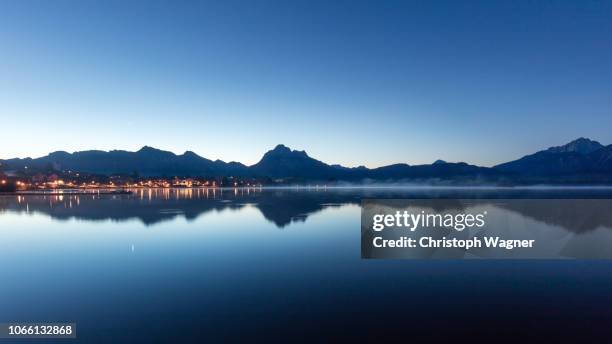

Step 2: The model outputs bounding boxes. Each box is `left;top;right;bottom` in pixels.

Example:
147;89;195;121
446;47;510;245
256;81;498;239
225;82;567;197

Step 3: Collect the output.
2;146;247;177
2;138;612;184
546;137;604;154
495;138;612;181
249;144;340;179
248;144;500;182
367;161;498;181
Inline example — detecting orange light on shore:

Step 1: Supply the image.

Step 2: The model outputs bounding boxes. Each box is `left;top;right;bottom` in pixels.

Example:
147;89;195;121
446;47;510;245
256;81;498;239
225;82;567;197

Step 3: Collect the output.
1;180;6;184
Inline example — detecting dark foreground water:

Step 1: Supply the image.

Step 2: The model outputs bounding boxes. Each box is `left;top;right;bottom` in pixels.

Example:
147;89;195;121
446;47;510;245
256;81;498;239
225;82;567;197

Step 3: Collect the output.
1;187;612;342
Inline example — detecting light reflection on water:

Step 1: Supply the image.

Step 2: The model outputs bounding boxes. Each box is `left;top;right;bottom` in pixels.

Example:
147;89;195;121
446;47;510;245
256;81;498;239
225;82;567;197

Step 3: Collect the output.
1;188;612;342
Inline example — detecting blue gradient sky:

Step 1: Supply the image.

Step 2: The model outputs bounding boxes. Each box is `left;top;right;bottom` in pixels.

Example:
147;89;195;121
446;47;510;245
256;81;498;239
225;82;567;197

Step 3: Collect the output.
1;0;611;167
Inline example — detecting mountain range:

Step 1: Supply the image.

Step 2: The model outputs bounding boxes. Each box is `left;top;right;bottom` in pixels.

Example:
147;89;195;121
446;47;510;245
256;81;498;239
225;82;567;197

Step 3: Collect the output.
2;138;612;184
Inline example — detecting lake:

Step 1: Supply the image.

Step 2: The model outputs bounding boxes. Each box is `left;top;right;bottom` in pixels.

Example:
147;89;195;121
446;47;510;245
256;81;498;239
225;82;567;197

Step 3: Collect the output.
1;187;612;342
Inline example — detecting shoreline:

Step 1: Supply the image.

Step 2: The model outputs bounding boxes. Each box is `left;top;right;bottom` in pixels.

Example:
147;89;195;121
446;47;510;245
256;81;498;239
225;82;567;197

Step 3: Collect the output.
2;184;612;196
1;190;133;196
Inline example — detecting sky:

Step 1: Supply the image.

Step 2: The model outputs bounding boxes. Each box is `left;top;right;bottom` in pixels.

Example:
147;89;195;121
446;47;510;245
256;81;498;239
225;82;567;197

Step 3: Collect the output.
1;0;611;167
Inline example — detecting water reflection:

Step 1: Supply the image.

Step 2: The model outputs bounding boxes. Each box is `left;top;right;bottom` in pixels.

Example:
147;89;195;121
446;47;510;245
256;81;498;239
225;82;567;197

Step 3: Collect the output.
2;188;612;341
1;187;612;232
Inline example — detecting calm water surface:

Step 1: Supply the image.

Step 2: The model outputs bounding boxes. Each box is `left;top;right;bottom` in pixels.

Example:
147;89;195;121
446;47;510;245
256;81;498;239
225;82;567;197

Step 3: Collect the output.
1;188;612;342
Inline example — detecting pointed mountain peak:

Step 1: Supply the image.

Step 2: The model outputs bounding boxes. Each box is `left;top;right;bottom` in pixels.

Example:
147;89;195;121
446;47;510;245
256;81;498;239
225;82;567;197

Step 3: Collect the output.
547;137;603;155
138;145;158;152
136;146;176;157
182;150;201;158
271;144;292;153
266;144;309;157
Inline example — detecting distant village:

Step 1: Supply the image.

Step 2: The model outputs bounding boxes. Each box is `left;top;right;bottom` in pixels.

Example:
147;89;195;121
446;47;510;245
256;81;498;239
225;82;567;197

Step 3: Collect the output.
0;167;272;193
